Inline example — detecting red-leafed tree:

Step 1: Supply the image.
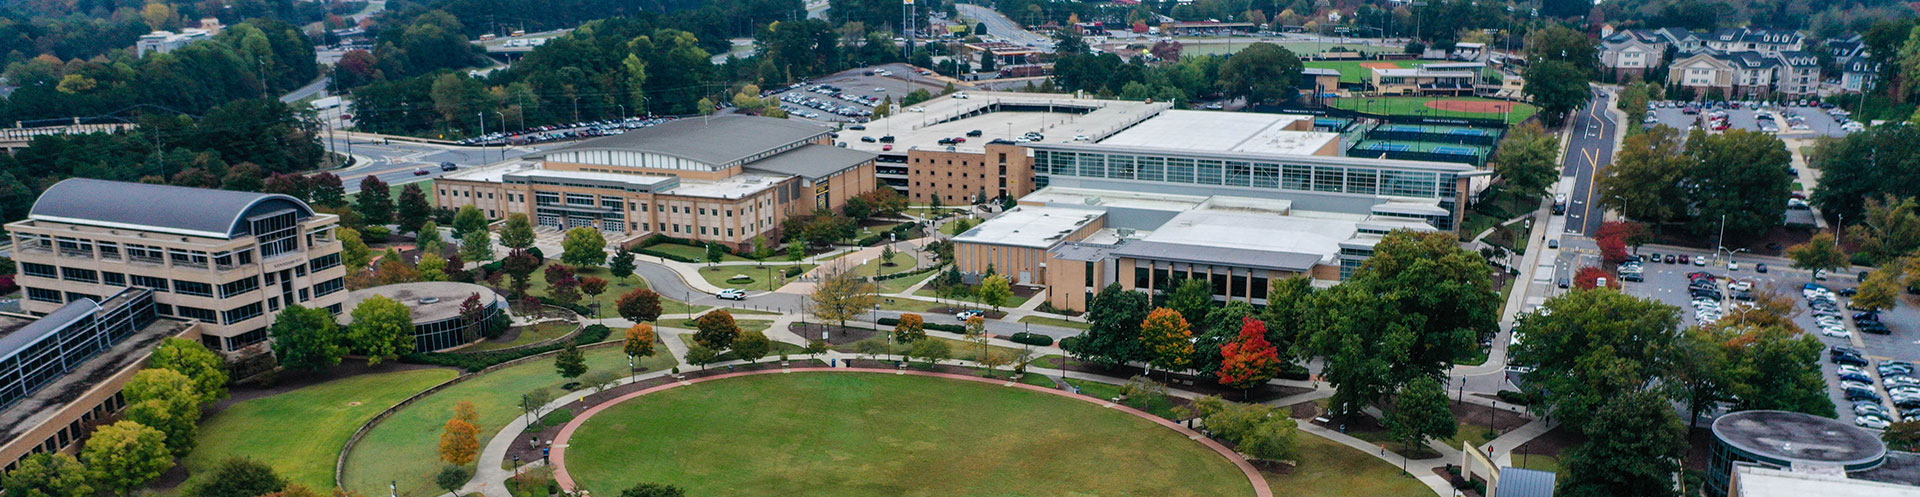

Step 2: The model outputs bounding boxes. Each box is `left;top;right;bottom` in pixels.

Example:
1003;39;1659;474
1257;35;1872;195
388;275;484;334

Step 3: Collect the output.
1594;221;1653;247
1574;266;1619;290
1597;234;1630;263
1218;317;1284;395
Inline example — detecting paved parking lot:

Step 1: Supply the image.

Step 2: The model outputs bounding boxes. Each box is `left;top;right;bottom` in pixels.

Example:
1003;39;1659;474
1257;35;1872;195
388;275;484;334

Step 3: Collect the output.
767;64;953;124
1645;102;1854;138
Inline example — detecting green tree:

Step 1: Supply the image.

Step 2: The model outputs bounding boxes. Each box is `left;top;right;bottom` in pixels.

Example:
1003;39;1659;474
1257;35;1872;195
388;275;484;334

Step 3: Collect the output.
560;227;608;268
348;295;415;365
1216;43;1303;105
1686;129;1794;239
270;305;346;373
0;453;93;497
1723;326;1837;417
1558;391;1686;497
751;236;774;260
1843;195;1920;265
609;248;636;281
122;369;201;456
787;242;806;265
693;310;741;350
451;205;488;237
416;221;445;254
1166;278;1214;327
1667;327;1732;427
1811;125;1920;227
1887;421;1920;452
684;343;719;370
189;458;286;497
1065;283;1151;367
555;340;587;379
1526;24;1598;77
396;184;431;234
1786;232;1849;275
1510;289;1681;429
147;337;227;403
976;274;1013;312
418;252;448;281
620;483;688;497
908;336;952;366
1599;126;1691;226
339;227;373;269
1493;122;1562;199
732;330;773;363
499;214;536;250
1857;266;1904;312
1385;376;1455;455
704;243;724;265
356;176;393;226
83;420;173;497
434;465;472;495
459;229;494;263
1521;60;1589;125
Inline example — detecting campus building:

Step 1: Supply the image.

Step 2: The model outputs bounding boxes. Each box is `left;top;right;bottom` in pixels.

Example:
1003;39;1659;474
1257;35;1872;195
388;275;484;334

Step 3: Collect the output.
435;116;878;251
6;179;349;354
1708;410;1920;496
0;289;201;476
338;282;507;353
1369;66;1478;96
1603;25;1858;97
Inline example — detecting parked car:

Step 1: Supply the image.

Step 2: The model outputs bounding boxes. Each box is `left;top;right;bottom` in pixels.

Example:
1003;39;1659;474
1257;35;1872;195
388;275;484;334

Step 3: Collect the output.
413;168;430;176
955;309;985;320
1857;415;1892;430
715;289;747;301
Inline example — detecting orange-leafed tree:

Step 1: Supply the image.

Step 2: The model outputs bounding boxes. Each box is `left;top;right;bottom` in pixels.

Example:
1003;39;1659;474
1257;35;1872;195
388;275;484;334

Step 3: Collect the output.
624;323;657;358
1218;317;1283;394
438;418;480;465
893;313;927;343
1139;307;1194;374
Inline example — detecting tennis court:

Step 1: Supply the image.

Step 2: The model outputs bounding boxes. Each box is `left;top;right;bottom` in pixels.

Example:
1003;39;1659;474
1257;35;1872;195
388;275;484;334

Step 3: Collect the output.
1368;123;1504;145
1349;140;1491;166
1432;145;1481;155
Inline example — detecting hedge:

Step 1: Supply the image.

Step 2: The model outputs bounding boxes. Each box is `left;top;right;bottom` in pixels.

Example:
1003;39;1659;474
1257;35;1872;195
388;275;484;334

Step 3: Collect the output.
479;247;545;272
1495;389;1536;405
537;297;593;317
783;265;807;278
872;264;941;281
401;324;612;371
857;222;926;247
636;248;699;263
875;317;964;334
1008;333;1053;346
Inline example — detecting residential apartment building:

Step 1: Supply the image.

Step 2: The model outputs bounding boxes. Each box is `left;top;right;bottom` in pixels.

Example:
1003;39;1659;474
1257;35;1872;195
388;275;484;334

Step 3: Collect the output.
435;116;878;251
1605;25;1855;98
6;179;349;353
1600;31;1667;80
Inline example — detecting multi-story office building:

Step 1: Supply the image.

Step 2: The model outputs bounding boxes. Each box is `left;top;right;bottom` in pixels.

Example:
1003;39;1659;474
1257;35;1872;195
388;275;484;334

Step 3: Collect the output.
435;116;878;251
6;179;349;353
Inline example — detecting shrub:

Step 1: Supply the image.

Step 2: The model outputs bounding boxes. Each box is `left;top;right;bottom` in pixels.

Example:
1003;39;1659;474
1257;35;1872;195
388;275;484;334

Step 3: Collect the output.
1277;363;1311;381
877;317;961;334
783;266;806;278
1008;332;1053;346
636;249;699;263
1495;390;1536;405
402;325;612;371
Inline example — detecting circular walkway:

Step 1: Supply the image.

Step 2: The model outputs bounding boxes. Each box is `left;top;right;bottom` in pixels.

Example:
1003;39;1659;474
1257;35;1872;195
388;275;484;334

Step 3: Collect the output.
549;367;1274;497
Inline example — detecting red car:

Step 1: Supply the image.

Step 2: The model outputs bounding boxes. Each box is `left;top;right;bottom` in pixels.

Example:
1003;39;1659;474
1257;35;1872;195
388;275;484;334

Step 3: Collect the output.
1679;254;1691;265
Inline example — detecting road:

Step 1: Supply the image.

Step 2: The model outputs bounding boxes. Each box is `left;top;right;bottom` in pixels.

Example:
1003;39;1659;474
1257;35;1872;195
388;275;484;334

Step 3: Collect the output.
324;136;537;185
956;4;1049;48
1561;89;1617;237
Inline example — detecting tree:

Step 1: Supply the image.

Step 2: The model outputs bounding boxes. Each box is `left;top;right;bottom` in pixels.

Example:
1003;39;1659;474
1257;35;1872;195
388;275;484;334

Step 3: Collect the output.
1887;421;1920;452
1509;289;1680;429
893;313;927;343
452;205;488;238
1166;278;1214;326
625;323;657;359
751;236;774;260
147;337;227;403
555;340;588;379
1526;24;1598;77
1722;326;1836;417
1385;376;1455;455
434;465;473;496
1844;195;1920;265
1599;126;1691;226
811;271;879;330
685;344;719;370
339;227;373;269
499;214;536;250
616;288;664;322
1179;396;1296;461
1573;266;1617;290
270;305;346;373
122;369;201;455
460;229;494;262
1811;126;1920;227
519;388;552;423
1522;60;1589;125
1139;308;1194;374
418;252;449;281
397;184;431;234
348;295;415;365
1857;267;1904;312
1065;283;1151;367
187;458;285;497
1217;317;1283;392
609;248;636;281
1686;130;1794;239
1558;391;1686;497
908;336;952;366
501;249;540;298
693;310;741;350
83;420;173;497
976;274;1013;312
1217;43;1303;105
620;483;688;497
356;176;393;226
879;245;897;266
439;418;481;465
580;276;609;314
732;330;773;363
561;227;608;268
787;241;806;265
1493;123;1561;199
1787;232;1849;275
1;453;93;497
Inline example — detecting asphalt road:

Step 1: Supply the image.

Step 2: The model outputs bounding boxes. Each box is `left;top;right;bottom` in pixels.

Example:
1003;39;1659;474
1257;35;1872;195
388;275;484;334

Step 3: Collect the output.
1561;89;1616;237
326;137;536;185
957;3;1050;48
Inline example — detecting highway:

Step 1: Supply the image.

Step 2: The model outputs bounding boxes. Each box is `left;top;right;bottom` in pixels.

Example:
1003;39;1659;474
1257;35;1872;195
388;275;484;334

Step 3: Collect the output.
1561;88;1616;237
956;4;1050;48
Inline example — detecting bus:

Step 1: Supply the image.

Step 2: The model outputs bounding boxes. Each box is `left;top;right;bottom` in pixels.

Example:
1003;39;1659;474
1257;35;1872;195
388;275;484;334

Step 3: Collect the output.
1551;181;1574;215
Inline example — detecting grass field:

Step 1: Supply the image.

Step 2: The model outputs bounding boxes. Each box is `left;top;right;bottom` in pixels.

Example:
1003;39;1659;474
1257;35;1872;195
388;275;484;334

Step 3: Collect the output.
913;287;1031;309
1061;377;1182;419
877;270;938;294
697;264;815;291
466;321;576;352
1330;96;1538;125
528;262;708;317
1264;434;1436;497
843;256;920;279
343;346;676;497
1303;60;1428;84
1182;41;1399;58
564;373;1255;497
188;368;459;492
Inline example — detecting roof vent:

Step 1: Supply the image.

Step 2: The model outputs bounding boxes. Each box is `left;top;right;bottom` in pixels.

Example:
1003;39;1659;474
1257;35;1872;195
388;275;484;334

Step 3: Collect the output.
420;297;441;305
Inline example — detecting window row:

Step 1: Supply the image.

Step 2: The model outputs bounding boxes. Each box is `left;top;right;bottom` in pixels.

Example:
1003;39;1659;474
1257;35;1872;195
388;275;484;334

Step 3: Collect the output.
1033;151;1455;199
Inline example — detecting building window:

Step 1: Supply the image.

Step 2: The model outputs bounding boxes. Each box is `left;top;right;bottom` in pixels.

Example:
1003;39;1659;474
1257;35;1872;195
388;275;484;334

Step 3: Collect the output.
222;303;263;324
314;277;345;297
20;262;55;278
219;277;260;298
228;327;269;349
174;281;214;297
26;287;61;303
131;275;170;292
60;267;98;284
310;253;342;272
103;272;126;286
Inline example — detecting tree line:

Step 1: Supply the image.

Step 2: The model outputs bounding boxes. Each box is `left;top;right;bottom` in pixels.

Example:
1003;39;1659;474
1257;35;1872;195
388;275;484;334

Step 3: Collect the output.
0;18;318;122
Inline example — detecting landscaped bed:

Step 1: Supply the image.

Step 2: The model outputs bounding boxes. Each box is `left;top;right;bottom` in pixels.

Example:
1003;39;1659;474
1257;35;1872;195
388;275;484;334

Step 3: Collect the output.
696;264;815;291
464;320;578;352
560;373;1258;497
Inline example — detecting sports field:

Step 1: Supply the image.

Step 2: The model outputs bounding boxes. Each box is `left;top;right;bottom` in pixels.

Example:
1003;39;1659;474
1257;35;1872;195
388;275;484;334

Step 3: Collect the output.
1183;41;1399;58
1304;60;1428;84
1330;96;1538;125
563;373;1257;497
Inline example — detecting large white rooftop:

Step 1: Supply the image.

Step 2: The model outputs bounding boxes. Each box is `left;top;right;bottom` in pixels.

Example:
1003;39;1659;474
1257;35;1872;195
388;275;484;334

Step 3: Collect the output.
436;160;784;200
506;169;678;187
1019;187;1210;212
838;92;1168;153
1734;465;1920;497
667;172;788;199
951;205;1103;248
1099;110;1340;156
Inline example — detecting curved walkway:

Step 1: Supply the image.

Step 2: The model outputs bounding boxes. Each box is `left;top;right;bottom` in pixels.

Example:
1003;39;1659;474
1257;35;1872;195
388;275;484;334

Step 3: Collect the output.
546;367;1275;497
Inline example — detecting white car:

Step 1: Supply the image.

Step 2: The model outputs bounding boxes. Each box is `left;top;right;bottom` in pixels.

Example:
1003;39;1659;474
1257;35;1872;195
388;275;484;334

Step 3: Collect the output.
1841;365;1870;376
1858;415;1893;430
1822;327;1852;338
955;309;985;320
952;92;970;99
715;289;747;301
